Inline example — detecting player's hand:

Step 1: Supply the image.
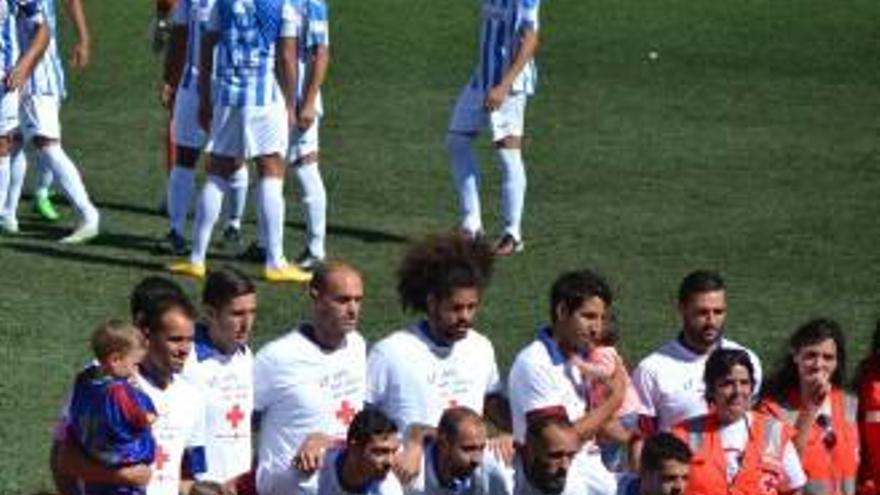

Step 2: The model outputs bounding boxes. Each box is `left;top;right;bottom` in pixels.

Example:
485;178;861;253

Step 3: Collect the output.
484;85;508;112
802;371;831;409
293;434;328;474
287;104;297;131
392;442;423;484
70;40;90;70
198;99;212;133
160;83;175;109
4;67;25;91
117;464;152;486
298;103;317;131
488;433;515;466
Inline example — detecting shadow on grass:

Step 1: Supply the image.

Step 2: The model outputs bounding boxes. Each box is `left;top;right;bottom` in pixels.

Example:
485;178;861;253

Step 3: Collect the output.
1;242;165;271
286;220;410;245
93;199;165;218
12;222;164;254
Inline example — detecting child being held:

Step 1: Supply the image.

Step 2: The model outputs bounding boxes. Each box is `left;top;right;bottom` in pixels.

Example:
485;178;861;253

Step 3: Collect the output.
68;320;157;495
570;316;642;471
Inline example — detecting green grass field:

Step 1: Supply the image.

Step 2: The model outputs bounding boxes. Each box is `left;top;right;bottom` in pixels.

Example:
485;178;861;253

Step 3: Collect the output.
2;0;880;492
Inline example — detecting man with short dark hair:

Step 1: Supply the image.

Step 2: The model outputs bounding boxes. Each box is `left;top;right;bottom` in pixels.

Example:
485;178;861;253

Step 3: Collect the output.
514;415;580;495
405;407;513;494
315;408;403;494
255;261;367;495
181;267;257;487
616;433;691;495
631;270;763;433
53;277;207;495
509;269;626;495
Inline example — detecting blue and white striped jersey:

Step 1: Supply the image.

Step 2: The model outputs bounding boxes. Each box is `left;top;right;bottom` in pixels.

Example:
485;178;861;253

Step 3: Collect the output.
206;0;300;107
20;0;64;98
172;0;215;91
1;0;43;83
470;0;540;95
292;0;327;108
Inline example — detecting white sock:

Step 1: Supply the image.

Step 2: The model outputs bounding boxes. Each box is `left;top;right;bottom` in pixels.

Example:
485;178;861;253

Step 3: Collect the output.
254;181;266;248
39;145;99;225
257;176;285;268
224;165;249;230
293;163;326;258
4;141;25;220
446;132;482;235
167;165;195;236
0;155;10;215
496;147;526;241
34;156;54;199
190;174;228;265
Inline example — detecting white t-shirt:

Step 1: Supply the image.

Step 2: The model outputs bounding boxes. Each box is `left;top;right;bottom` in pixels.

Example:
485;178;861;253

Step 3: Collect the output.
137;371;207;495
631;337;763;432
367;321;502;434
508;329;618;495
405;442;514;495
718;413;806;490
180;324;254;483
254;325;367;495
316;447;403;495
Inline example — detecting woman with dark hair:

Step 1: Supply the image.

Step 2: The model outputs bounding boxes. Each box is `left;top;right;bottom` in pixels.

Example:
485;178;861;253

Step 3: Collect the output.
672;349;805;495
855;321;880;495
758;318;859;495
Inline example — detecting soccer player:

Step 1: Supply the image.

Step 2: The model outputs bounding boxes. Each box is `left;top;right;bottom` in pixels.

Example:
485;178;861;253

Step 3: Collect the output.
254;261;367;495
54;278;208;495
0;0;49;234
367;233;511;480
25;0;90;223
314;408;403;495
445;0;541;256
3;0;100;242
180;267;257;487
287;0;329;270
404;407;513;495
169;0;310;283
160;0;249;255
631;270;763;433
508;269;626;495
513;414;580;495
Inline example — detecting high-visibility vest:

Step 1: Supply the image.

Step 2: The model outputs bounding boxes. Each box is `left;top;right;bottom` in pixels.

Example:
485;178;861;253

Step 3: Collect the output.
672;411;791;495
759;387;859;495
857;357;880;495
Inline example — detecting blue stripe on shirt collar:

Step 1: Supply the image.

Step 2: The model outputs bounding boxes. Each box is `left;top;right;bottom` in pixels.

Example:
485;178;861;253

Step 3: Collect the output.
417;320;453;350
194;323;245;360
537;326;567;366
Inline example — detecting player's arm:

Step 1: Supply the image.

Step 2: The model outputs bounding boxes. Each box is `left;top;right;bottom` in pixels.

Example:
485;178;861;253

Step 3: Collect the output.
571;363;626;443
393;423;434;484
7;21;49;90
62;0;90;69
484;393;515;465
485;24;539;111
162;23;188;108
197;31;217;132
275;35;298;130
293;432;343;474
298;43;327;130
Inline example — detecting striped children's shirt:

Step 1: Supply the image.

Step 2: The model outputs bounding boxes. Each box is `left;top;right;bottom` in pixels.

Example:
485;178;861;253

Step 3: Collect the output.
1;0;43;84
292;0;327;106
172;0;215;91
19;0;64;98
470;0;540;95
207;0;300;107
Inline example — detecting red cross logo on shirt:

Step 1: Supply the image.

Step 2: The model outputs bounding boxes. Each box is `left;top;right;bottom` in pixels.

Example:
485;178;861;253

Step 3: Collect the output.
154;445;169;471
226;404;245;429
336;400;356;426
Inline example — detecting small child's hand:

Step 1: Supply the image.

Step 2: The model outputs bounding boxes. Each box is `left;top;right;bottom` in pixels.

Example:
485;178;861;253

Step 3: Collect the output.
145;412;157;425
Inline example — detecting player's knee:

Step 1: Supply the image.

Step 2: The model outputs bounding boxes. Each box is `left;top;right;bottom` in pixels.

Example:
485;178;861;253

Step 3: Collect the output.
494;135;521;149
33;135;59;149
446;132;472;153
175;146;201;168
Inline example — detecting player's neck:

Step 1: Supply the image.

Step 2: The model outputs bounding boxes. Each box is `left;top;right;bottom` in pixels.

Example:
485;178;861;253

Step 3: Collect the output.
304;323;345;351
139;359;172;389
677;331;714;356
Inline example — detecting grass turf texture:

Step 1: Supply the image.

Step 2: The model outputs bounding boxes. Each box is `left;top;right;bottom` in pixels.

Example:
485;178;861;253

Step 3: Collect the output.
2;0;880;492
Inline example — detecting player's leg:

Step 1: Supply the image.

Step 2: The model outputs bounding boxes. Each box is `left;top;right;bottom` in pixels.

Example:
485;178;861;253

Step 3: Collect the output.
490;93;528;256
220;163;248;249
447;85;488;238
2;133;26;232
289;120;326;270
32;158;57;221
0;90;19;232
164;86;206;254
247;102;310;283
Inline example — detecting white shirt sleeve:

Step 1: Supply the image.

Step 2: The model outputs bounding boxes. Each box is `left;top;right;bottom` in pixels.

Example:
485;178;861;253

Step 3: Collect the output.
514;362;565;414
366;347;390;407
485;343;504;396
279;0;301;39
630;363;657;418
519;0;540;31
187;389;208;450
253;350;277;413
780;442;807;491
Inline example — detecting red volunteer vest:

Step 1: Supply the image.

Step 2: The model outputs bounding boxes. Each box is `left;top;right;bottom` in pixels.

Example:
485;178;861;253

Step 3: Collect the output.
857;357;880;495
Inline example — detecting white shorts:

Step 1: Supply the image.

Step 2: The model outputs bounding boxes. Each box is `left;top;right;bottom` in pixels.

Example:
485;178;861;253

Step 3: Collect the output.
206;101;289;160
172;84;206;150
288;118;320;161
448;85;527;141
20;94;61;140
0;90;20;136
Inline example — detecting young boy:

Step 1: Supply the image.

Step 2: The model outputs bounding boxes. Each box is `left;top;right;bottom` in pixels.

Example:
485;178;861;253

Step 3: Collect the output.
68;320;157;495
